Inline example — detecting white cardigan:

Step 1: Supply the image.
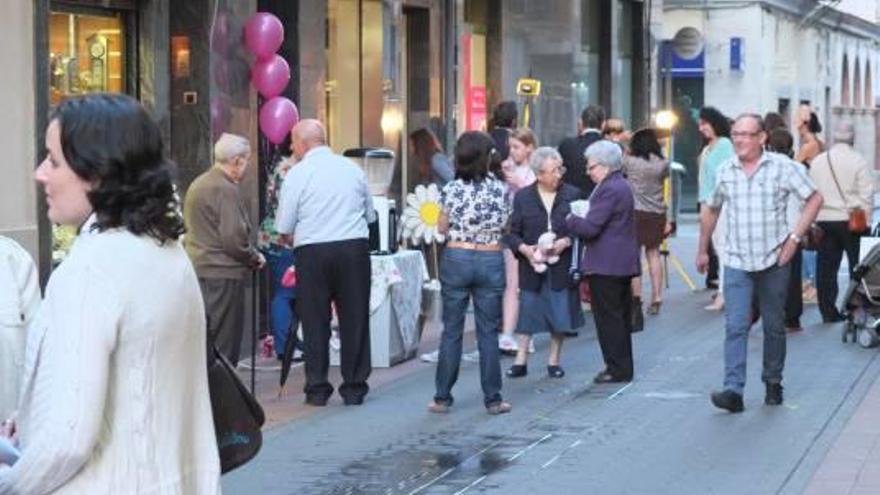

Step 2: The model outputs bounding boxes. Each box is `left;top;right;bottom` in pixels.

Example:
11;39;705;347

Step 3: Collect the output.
0;228;221;494
0;237;40;420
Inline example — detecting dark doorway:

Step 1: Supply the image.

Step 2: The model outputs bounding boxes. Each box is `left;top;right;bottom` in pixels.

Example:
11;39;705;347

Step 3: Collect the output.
404;6;432;196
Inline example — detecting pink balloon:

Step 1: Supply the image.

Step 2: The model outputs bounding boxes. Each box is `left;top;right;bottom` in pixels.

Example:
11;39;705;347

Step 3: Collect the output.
244;13;284;60
259;97;300;144
250;55;290;99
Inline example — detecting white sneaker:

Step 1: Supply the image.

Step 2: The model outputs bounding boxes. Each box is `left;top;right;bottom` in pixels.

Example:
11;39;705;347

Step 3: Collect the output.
462;349;480;362
498;334;519;352
420;350;440;363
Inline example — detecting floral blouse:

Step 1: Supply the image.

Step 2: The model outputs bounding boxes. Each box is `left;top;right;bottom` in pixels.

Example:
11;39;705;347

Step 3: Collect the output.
440;177;509;244
258;157;295;250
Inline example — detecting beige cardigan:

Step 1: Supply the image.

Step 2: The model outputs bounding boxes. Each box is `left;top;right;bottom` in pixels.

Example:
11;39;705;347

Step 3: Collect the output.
0;226;220;494
0;237;40;420
809;143;874;223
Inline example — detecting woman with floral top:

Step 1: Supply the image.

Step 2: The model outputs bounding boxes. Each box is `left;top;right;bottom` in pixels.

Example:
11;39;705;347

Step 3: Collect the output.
259;153;300;360
428;131;512;416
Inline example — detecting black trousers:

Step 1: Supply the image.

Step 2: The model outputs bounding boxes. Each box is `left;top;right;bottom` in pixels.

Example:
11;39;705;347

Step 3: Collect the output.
816;221;860;320
199;277;246;366
295;239;372;401
587;274;634;380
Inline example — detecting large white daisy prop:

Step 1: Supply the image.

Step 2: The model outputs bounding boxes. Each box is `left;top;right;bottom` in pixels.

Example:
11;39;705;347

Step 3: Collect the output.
401;184;445;245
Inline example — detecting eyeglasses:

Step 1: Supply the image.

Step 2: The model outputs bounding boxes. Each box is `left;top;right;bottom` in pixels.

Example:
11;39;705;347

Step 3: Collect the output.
731;131;762;139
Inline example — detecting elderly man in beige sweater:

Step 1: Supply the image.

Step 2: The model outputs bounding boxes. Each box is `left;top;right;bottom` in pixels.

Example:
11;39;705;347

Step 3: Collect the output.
809;121;874;323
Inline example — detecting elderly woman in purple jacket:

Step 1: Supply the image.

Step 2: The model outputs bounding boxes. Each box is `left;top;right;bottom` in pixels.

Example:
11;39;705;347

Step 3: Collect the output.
566;140;640;383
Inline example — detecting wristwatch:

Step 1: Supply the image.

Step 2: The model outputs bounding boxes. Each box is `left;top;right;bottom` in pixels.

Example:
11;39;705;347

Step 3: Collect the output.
788;233;802;244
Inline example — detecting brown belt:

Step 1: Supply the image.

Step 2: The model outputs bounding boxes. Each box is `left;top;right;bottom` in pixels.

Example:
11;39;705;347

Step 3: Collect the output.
447;241;502;252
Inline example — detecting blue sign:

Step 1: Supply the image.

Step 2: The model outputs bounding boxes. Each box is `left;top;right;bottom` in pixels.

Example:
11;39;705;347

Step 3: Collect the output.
660;40;705;79
730;37;744;71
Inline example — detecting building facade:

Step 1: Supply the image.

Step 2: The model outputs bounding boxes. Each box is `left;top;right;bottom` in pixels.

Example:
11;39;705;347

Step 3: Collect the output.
662;0;880;210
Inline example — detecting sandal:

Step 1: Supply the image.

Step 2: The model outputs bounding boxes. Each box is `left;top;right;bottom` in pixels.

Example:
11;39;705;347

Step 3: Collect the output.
506;364;527;378
427;400;450;414
647;301;662;315
547;365;565;378
486;401;512;415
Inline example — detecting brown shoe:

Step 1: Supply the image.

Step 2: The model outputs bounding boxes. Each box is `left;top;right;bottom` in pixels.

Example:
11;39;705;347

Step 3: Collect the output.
486;401;512;415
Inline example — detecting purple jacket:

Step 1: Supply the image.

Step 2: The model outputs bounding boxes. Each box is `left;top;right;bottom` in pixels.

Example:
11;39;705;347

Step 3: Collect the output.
566;171;640;277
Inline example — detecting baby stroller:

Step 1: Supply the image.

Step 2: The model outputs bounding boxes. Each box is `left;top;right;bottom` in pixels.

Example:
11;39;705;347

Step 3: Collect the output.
842;241;880;348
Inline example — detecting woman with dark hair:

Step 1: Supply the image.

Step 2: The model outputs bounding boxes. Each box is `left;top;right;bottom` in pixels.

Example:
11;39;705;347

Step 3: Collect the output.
409;128;454;186
429;131;512;415
0;94;220;492
698;106;735;310
623;128;670;321
795;104;824;165
489;100;517;161
764;111;787;132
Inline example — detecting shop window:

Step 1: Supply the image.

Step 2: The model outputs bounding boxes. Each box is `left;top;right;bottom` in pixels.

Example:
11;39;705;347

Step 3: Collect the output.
48;6;130;264
49;9;128;107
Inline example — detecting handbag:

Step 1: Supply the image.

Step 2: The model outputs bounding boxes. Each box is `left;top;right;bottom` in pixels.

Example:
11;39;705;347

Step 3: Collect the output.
827;150;869;233
802;223;825;251
208;344;265;474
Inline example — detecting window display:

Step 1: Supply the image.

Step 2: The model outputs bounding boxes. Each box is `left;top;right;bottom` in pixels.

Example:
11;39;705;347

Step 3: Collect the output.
48;8;128;263
49;10;126;107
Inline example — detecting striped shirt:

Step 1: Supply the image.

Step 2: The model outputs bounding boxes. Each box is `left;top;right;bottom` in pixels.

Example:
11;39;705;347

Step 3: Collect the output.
707;152;816;272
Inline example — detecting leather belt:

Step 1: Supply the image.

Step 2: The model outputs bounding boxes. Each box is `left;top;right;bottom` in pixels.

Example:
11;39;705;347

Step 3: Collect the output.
447;241;502;252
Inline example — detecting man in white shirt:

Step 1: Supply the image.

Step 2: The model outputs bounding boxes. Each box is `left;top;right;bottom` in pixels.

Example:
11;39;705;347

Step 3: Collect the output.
276;119;376;406
809;121;874;323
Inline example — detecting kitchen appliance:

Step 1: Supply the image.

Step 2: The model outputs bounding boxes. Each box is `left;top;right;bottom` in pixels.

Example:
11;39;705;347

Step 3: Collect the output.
342;148;398;255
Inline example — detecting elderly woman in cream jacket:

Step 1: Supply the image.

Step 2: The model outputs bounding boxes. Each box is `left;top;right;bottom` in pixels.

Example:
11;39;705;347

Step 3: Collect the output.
0;237;40;420
0;94;220;493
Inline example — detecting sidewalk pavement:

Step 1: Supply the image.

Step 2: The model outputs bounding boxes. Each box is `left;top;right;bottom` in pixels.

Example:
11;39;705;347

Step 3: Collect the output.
237;316;475;429
805;356;880;495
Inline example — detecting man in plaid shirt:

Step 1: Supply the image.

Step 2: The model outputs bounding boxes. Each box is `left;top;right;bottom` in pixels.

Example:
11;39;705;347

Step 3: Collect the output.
697;113;823;413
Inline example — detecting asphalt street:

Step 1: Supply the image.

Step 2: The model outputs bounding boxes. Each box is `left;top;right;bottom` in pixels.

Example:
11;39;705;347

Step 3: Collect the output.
224;222;880;495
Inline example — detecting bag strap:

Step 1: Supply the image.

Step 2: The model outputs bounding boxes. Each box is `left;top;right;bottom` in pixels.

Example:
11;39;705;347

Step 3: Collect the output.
826;150;850;209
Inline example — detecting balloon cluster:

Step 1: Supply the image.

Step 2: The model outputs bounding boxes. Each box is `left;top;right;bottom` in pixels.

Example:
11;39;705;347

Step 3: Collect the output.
245;13;300;144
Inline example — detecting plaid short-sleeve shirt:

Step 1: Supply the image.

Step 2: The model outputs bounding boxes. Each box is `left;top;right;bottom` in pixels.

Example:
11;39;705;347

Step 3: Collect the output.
707;152;816;272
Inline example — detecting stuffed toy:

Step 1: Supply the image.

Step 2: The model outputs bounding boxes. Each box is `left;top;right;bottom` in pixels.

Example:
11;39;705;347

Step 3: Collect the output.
530;232;560;273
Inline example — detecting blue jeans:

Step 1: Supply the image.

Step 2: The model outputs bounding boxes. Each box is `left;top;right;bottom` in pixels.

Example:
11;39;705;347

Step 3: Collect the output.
802;249;817;284
434;248;505;407
264;246;299;358
723;263;790;394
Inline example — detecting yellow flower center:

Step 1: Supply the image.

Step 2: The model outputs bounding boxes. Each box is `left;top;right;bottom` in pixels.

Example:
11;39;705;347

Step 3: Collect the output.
419;202;441;227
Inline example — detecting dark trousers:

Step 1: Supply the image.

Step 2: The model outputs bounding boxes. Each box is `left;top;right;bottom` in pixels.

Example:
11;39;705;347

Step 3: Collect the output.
816;221;860;321
699;204;720;287
587;275;634;380
295;239;372;401
199;277;245;366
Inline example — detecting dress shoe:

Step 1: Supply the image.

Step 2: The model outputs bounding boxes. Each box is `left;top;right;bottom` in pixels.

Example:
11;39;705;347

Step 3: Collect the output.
823;313;846;324
710;389;744;413
305;395;329;407
765;383;783;406
343;396;365;406
593;371;630;384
